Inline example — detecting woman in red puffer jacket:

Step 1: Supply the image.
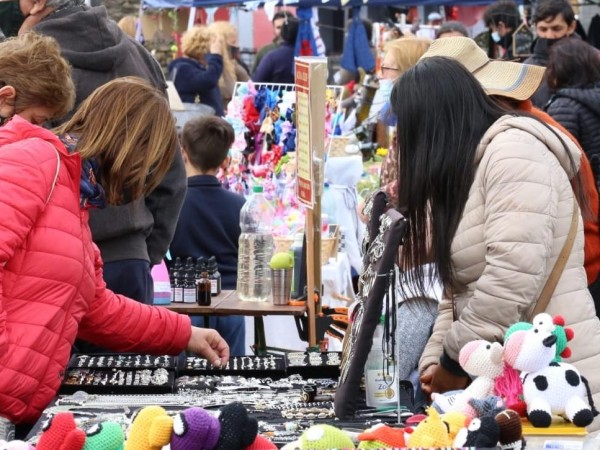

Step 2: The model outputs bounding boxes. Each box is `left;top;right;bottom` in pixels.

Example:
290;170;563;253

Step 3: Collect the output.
0;34;229;428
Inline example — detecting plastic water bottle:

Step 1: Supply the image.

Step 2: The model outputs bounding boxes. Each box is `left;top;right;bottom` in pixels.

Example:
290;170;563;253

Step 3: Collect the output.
237;185;275;302
364;315;399;409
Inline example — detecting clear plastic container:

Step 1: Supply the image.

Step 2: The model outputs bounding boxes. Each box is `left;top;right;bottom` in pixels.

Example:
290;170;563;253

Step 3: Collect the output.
364;315;399;409
237;186;275;302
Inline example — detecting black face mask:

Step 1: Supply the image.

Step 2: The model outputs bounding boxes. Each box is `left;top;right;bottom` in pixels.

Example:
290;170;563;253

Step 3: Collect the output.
536;36;564;54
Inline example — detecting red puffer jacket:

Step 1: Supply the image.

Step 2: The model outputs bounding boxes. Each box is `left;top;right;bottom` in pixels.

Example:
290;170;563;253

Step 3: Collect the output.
0;116;191;424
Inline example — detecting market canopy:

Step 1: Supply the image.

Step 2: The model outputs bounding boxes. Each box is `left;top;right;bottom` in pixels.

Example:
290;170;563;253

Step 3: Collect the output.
143;0;495;9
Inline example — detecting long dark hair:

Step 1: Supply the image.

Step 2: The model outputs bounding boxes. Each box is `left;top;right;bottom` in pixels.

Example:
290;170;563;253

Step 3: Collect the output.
547;38;600;91
391;56;506;295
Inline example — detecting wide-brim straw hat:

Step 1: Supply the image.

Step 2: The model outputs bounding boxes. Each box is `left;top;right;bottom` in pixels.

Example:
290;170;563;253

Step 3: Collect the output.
420;36;545;101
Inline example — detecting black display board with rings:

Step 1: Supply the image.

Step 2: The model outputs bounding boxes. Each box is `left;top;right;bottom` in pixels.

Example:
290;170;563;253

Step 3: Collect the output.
285;351;342;379
60;367;175;395
180;355;287;378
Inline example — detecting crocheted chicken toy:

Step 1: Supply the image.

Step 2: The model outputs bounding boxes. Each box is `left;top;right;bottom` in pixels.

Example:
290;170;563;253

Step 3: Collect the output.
124;406;173;450
82;422;124;450
433;340;505;417
170;407;220;450
36;412;86;450
357;424;408;448
504;325;598;427
407;407;452;448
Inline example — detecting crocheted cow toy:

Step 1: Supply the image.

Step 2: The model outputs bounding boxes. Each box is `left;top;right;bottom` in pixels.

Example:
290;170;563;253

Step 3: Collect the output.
504;326;598;427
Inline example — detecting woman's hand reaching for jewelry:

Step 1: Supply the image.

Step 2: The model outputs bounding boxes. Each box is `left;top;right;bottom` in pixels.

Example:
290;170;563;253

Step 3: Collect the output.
186;327;229;367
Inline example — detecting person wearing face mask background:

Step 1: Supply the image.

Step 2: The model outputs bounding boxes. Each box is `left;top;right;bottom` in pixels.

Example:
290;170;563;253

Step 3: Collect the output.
524;0;578;108
483;0;521;60
376;37;432;207
207;21;250;110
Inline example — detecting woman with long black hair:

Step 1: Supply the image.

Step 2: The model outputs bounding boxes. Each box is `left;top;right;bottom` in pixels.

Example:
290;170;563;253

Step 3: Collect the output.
391;56;600;428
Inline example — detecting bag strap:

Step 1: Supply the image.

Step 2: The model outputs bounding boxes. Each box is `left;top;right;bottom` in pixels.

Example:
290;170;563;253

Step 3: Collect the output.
529;196;579;319
44;142;61;206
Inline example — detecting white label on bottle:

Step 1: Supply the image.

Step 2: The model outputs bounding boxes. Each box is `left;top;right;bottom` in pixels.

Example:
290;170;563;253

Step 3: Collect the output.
365;368;398;406
183;287;196;303
210;279;218;294
173;287;183;303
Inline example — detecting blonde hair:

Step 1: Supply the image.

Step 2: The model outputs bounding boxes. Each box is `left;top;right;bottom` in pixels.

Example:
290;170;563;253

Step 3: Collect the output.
207;21;236;83
0;32;75;119
118;15;138;39
54;77;178;205
384;37;432;75
182;26;211;61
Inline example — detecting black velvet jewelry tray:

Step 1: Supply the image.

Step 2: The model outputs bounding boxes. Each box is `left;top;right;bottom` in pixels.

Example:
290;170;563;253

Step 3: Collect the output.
59;368;175;395
68;353;179;370
179;355;287;377
285;351;341;379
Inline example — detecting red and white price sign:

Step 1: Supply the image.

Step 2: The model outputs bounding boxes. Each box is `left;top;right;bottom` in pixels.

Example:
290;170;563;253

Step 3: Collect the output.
295;59;313;208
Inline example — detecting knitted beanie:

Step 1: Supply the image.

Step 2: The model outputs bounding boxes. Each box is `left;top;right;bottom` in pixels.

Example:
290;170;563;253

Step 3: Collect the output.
171;407;220;450
299;424;354;449
37;412;86;450
124;406;174;450
245;434;277;450
215;402;258;450
83;422;124;450
496;409;524;450
357;424;407;448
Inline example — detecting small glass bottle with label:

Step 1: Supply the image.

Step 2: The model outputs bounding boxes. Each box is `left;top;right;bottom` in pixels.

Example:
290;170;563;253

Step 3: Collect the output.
206;256;222;296
196;271;211;306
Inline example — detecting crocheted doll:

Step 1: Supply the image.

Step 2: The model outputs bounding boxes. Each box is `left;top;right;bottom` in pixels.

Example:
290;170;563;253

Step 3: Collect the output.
36;412;86;450
82;422;124;450
214;402;258;450
432;340;505;417
441;411;469;442
504;326;598;427
170;407;220;450
0;441;34;449
245;434;277;450
407;407;452;448
299;424;354;449
454;416;500;448
357;424;408;448
495;409;525;450
506;313;574;361
124;406;173;450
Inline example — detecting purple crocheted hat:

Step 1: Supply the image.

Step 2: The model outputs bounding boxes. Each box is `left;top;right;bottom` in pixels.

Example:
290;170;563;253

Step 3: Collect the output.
171;407;221;450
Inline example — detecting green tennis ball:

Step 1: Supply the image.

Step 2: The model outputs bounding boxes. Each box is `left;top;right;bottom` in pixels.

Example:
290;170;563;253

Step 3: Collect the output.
269;252;294;269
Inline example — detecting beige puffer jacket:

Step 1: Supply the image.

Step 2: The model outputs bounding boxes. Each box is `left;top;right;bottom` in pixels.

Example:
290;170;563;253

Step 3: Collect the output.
419;115;600;429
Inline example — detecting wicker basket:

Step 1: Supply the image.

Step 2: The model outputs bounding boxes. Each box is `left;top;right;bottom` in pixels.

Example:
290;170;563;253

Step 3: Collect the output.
274;233;339;263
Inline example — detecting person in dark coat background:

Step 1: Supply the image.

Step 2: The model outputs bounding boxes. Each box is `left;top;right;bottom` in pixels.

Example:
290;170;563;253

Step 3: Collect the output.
545;37;600;318
170;116;247;356
168;26;225;116
20;0;187;309
253;18;299;84
524;0;577;107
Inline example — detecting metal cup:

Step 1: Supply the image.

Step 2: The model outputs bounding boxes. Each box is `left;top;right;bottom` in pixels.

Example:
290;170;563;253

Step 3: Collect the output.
271;268;292;305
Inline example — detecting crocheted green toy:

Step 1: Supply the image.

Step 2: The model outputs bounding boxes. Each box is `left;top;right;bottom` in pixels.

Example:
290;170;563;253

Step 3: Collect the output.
299;424;354;449
83;422;124;450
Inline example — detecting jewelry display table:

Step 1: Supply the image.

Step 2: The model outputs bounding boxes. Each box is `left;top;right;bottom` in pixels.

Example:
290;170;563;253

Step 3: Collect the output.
164;290;307;354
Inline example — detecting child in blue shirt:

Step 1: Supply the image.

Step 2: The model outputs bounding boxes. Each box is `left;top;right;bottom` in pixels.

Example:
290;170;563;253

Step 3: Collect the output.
170;116;247;355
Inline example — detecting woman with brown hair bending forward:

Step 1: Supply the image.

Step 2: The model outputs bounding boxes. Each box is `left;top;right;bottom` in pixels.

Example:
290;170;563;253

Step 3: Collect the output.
0;33;228;435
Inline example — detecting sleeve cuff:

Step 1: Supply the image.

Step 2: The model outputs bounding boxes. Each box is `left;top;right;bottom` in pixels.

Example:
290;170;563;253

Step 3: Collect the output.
440;350;469;377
